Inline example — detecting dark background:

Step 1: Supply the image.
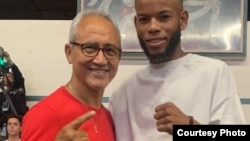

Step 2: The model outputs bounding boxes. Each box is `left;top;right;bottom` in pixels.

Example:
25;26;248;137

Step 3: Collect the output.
0;0;77;20
248;1;250;20
0;0;249;20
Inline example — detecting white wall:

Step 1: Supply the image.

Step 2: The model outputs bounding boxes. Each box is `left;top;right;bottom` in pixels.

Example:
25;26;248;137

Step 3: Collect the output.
0;20;249;123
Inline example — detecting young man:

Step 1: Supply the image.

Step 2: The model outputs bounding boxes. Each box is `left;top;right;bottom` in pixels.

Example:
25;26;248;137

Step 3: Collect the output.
109;0;246;140
6;115;22;141
21;11;121;141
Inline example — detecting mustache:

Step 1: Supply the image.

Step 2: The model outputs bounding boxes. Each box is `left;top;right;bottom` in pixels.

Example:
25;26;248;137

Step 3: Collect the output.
88;64;110;71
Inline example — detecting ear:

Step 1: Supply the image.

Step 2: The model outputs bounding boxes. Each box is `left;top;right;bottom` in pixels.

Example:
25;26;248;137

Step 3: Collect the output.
180;10;189;30
65;43;73;64
134;16;138;29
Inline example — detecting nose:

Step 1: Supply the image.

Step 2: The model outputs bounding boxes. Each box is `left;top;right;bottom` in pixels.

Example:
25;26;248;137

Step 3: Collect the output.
148;18;161;34
93;49;108;65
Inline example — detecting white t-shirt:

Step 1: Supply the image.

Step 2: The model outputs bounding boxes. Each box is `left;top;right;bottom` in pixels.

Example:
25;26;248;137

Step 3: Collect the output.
109;53;246;141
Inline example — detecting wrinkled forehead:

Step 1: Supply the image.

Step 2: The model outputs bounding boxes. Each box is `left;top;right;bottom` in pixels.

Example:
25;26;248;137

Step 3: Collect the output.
77;16;120;46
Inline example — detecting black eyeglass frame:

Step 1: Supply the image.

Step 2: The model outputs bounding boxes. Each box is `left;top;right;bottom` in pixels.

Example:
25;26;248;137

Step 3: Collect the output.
70;42;122;59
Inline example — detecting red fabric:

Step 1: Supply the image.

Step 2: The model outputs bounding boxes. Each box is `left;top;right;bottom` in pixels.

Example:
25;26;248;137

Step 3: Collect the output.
21;86;115;141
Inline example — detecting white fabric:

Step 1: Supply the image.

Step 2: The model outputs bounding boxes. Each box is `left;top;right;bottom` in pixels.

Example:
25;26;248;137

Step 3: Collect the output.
109;53;246;141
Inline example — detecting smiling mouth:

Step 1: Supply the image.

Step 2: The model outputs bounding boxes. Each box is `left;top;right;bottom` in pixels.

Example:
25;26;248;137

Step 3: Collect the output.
146;38;164;48
89;68;109;72
89;69;109;79
148;39;162;43
89;68;109;74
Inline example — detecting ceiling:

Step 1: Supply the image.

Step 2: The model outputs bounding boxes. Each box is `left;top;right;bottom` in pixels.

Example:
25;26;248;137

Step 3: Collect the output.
0;0;77;20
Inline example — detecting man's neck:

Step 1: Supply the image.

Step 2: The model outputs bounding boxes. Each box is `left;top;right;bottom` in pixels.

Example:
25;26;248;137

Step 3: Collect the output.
7;136;20;141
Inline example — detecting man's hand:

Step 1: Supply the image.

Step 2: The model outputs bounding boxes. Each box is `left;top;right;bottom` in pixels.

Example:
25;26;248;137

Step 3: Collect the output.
154;102;190;135
54;111;96;141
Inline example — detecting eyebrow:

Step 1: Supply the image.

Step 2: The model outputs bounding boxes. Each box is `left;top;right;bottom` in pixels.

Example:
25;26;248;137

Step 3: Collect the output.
83;41;118;49
137;10;171;17
82;41;97;45
159;10;172;14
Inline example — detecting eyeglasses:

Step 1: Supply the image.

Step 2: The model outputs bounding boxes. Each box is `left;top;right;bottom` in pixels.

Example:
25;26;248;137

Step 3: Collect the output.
70;42;121;59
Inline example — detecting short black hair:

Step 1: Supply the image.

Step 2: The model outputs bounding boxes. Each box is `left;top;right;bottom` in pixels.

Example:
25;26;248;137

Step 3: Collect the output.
6;115;22;126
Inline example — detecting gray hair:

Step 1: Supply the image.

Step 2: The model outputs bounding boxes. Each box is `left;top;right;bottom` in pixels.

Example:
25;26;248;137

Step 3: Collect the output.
69;10;121;47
